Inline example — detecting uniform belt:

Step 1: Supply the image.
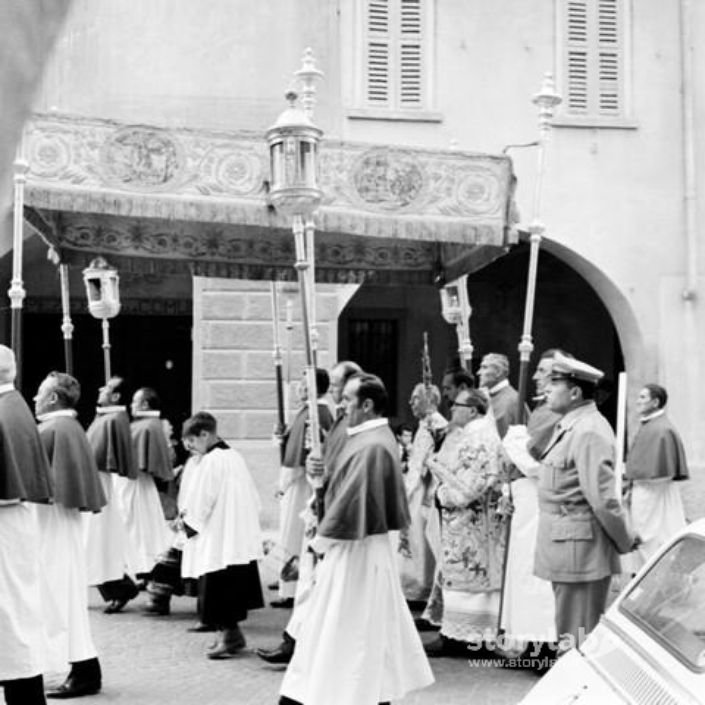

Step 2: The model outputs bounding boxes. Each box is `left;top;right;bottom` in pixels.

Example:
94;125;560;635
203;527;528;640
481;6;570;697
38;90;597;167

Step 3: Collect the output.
540;504;592;517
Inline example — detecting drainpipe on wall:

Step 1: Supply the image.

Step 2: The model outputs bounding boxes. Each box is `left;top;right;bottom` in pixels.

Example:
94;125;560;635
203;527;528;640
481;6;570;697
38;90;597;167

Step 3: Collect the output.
680;0;698;301
678;0;702;472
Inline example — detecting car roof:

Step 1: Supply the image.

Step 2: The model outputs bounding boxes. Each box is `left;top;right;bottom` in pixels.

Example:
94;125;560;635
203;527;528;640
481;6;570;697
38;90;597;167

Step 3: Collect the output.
680;517;705;538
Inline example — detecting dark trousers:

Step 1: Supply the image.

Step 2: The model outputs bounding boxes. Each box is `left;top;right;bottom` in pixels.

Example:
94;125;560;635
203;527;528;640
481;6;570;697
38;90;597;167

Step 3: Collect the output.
198;561;264;629
2;675;46;705
98;574;138;603
552;576;611;650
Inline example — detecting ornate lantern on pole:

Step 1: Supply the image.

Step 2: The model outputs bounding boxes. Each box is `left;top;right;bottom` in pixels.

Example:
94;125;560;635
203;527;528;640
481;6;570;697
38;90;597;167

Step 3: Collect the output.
8;133;29;388
439;275;473;370
515;73;562;413
82;257;120;385
266;49;324;485
498;74;561;637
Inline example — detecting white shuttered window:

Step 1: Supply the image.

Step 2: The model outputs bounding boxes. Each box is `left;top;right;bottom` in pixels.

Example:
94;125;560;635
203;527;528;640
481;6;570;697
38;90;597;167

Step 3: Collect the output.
363;0;428;111
560;0;630;122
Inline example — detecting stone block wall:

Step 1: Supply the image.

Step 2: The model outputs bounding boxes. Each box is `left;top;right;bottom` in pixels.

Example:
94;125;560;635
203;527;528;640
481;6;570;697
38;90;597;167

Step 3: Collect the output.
192;276;358;530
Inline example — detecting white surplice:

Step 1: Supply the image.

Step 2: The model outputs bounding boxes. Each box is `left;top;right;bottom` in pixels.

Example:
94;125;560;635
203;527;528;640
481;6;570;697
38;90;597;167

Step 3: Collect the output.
115;471;172;575
275;465;309;599
281;533;434;705
500;425;556;644
36;503;97;671
628;478;686;571
499;477;557;643
399;410;447;601
0;502;45;681
181;446;262;579
85;472;132;585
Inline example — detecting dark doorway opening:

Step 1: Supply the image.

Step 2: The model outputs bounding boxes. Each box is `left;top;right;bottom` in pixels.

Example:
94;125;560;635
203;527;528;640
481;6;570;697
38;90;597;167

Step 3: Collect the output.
467;243;624;427
341;317;400;417
22;312;192;430
336;243;624;430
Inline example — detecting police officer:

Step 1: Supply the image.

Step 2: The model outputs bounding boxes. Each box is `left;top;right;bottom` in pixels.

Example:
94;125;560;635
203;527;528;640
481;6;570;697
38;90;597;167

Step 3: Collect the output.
535;353;638;652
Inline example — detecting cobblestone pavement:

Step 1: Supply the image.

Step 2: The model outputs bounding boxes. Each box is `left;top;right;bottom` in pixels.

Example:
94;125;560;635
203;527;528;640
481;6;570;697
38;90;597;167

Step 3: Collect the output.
39;588;539;705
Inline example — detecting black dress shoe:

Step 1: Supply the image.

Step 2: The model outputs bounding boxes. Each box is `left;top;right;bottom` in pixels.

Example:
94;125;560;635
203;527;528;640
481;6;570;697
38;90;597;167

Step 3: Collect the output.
255;640;294;664
270;597;294;609
206;627;246;660
424;635;468;658
187;622;217;633
143;602;170;616
46;677;101;699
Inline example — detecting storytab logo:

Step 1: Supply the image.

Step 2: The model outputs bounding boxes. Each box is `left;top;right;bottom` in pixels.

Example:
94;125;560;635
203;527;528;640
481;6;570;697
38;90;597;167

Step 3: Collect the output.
467;656;557;671
465;628;591;658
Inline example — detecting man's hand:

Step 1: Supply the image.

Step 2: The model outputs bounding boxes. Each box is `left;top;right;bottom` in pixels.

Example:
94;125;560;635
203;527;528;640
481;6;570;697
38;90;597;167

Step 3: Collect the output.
272;422;288;447
305;455;324;481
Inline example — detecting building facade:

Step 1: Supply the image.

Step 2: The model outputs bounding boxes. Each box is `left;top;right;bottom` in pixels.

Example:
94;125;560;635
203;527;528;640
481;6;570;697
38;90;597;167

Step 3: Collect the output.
1;0;703;522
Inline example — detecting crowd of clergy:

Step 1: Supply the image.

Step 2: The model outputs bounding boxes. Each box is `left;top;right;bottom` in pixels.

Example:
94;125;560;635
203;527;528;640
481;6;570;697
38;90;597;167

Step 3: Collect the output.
263;349;690;704
0;335;692;705
0;343;263;704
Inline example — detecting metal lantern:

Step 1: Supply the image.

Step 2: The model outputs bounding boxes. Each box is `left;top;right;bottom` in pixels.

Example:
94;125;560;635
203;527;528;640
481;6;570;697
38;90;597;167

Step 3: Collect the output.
440;275;473;369
83;256;121;319
82;256;120;383
266;89;323;218
265;49;325;510
516;72;562;412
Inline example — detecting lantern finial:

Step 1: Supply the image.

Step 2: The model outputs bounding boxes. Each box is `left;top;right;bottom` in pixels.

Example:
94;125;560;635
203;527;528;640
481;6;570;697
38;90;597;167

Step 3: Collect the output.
295;48;324;118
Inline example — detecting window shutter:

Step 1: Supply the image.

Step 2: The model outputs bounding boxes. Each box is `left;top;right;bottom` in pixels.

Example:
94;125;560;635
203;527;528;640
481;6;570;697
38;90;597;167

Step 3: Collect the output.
399;0;423;107
597;0;621;114
565;0;589;113
365;0;391;106
563;0;624;118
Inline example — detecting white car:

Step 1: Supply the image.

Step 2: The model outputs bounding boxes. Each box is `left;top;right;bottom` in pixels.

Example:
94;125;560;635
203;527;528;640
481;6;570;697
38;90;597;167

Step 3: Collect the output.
519;517;705;705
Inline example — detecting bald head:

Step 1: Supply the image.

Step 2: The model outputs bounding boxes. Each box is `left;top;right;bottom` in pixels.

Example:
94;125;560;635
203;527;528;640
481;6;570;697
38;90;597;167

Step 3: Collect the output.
0;345;17;384
478;353;509;388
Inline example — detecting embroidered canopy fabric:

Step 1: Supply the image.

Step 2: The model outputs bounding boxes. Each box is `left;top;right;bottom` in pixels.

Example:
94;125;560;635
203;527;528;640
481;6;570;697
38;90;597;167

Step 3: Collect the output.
23;114;518;283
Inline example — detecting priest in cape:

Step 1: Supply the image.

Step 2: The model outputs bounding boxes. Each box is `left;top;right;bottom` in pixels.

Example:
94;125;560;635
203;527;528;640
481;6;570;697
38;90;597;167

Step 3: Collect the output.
279;373;433;705
625;383;688;570
85;376;140;613
272;368;333;606
34;371;107;698
0;345;53;705
128;387;174;577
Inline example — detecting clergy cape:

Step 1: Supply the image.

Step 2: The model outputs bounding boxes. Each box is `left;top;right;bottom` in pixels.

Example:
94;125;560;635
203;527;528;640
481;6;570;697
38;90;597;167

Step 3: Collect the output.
322;411;349;476
625;414;689;482
282;402;334;468
0;389;52;502
131;416;176;482
319;424;410;540
38;414;107;512
86;410;138;479
489;383;525;439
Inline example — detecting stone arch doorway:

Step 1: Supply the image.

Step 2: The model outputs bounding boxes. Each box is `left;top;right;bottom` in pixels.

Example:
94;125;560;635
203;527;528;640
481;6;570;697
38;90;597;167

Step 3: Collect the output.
466;241;630;426
338;241;635;429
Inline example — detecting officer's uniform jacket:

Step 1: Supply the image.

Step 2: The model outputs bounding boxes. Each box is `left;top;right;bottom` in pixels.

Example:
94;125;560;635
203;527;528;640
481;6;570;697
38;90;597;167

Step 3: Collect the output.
535;401;633;583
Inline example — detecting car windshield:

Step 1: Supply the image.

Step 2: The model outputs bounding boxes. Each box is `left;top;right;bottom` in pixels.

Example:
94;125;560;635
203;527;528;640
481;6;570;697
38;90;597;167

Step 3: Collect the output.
620;534;705;671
